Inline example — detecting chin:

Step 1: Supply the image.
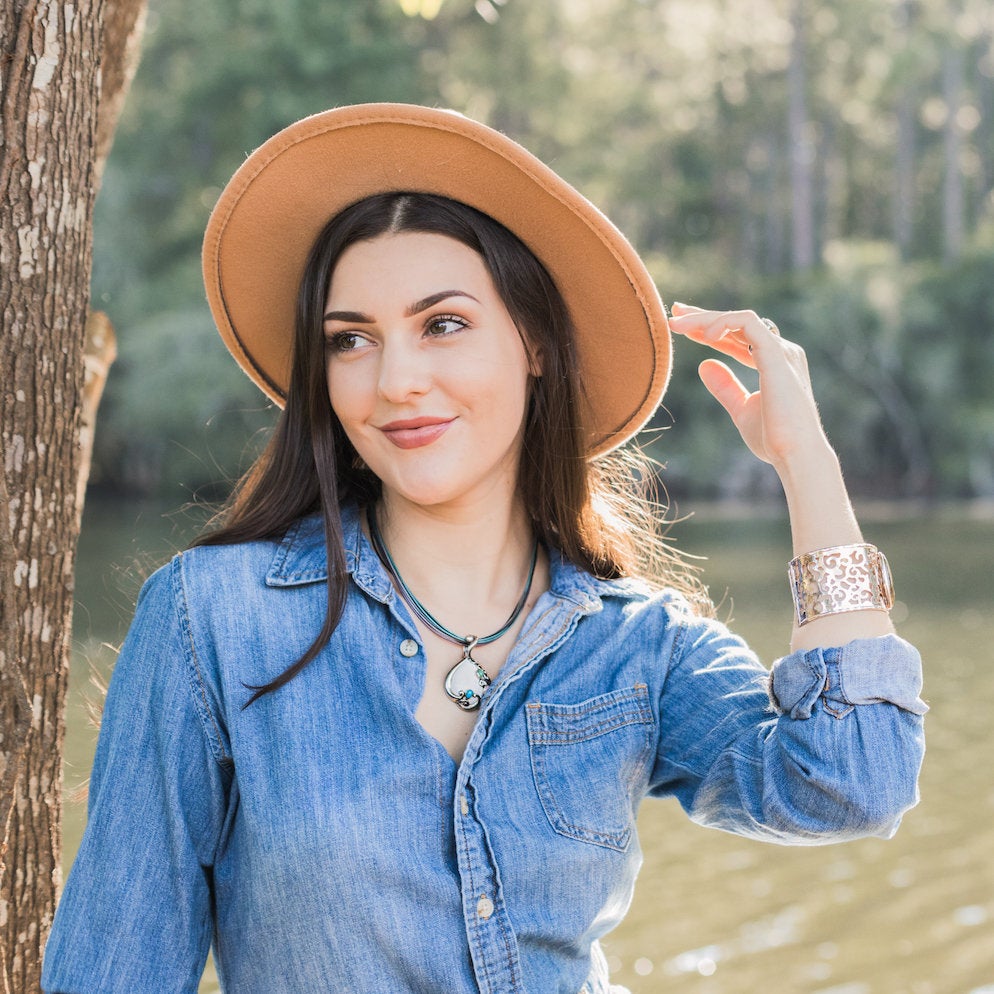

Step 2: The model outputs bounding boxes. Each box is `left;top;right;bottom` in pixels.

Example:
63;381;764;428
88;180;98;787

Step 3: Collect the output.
383;484;473;510
377;467;516;512
365;445;521;512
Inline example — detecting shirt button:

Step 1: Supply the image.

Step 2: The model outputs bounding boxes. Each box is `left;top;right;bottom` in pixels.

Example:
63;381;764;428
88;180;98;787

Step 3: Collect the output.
399;639;419;657
476;895;494;920
460;794;469;815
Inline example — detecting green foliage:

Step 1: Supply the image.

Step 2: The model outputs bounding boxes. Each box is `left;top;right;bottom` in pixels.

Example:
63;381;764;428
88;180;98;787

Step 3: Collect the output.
90;0;994;500
91;309;275;499
900;249;994;494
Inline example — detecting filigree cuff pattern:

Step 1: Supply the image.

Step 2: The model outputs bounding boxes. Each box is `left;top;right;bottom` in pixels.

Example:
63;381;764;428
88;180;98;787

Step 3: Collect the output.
788;543;895;627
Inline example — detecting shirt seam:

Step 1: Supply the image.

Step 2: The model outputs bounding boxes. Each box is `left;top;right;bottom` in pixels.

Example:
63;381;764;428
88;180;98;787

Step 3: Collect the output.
172;553;231;766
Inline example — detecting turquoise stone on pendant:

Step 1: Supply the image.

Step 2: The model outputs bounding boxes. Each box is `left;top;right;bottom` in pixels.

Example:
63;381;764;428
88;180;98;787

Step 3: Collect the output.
444;651;491;711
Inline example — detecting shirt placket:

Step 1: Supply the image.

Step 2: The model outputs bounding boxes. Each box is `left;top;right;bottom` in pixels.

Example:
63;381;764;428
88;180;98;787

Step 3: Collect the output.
453;593;598;994
454;766;524;994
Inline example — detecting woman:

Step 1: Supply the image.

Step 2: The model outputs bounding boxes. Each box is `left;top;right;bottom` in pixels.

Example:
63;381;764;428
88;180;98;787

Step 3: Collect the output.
44;105;926;994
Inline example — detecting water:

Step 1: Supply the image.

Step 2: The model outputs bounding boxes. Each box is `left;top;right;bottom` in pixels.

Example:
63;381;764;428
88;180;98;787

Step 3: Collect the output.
64;502;994;993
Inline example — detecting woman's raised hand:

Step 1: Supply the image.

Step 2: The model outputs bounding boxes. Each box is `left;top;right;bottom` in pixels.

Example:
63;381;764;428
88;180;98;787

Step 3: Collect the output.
667;301;832;473
668;301;898;649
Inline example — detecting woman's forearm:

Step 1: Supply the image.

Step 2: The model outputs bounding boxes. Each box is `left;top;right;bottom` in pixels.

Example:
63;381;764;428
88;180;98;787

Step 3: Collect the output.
776;441;895;651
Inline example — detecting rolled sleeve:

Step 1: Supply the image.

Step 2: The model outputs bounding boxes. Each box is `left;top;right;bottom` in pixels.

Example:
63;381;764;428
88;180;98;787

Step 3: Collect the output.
649;613;927;846
768;635;928;720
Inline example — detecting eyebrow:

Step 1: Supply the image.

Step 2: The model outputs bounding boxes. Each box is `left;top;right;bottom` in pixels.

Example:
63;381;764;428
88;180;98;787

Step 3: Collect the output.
323;290;480;324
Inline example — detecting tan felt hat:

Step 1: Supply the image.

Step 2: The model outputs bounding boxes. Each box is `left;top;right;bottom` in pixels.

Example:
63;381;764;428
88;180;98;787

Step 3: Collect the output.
202;103;670;456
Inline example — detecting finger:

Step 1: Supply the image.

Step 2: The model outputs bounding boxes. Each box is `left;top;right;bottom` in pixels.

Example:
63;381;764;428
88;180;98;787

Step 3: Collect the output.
670;304;760;347
669;304;750;348
669;301;706;316
671;304;785;365
671;301;779;338
670;302;749;341
698;358;752;422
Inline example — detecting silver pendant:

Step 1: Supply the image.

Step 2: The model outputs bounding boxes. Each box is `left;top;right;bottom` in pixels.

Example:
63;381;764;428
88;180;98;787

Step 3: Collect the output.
444;640;490;711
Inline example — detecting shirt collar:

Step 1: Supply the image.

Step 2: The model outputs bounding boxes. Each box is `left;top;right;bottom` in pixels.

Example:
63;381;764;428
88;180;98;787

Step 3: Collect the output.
264;505;389;598
264;502;640;613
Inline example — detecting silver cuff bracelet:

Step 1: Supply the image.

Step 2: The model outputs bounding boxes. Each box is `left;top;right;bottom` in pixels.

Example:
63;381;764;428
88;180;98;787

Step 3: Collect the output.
788;543;895;627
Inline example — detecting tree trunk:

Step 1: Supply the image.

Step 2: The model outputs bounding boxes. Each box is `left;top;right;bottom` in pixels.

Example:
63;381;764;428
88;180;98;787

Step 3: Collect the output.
942;43;965;263
760;133;786;274
893;0;916;260
0;0;145;989
976;41;994;211
0;474;33;994
94;0;148;182
788;0;816;271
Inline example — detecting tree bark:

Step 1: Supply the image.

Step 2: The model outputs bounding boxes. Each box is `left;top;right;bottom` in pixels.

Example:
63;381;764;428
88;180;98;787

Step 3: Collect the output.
94;0;147;182
77;311;118;527
0;472;33;994
0;0;145;989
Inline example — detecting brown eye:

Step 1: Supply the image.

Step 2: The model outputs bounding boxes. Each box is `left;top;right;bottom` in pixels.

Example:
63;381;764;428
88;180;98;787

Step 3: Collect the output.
425;315;467;338
326;332;364;354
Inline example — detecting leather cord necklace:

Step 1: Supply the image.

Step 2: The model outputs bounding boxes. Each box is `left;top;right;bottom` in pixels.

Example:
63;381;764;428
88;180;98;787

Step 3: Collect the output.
367;504;539;711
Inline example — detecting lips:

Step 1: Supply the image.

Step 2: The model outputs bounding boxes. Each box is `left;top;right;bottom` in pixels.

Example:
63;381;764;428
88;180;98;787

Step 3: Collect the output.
378;417;454;449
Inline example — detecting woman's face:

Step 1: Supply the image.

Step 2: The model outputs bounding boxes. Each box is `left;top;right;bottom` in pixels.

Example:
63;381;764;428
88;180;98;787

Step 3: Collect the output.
324;232;538;513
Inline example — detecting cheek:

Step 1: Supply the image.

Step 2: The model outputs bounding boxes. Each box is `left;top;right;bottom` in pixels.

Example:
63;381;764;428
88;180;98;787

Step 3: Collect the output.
326;365;366;427
498;358;535;413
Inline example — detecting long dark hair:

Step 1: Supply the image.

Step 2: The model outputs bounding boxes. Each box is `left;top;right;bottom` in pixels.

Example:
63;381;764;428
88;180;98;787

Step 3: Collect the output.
194;192;707;704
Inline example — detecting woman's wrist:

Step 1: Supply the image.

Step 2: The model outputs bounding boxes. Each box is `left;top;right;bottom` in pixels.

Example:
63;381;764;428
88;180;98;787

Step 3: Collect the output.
772;436;841;498
776;443;865;557
772;442;896;649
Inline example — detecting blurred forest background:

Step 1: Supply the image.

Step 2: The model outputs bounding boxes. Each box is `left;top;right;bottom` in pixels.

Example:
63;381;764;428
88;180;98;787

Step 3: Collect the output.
87;0;994;506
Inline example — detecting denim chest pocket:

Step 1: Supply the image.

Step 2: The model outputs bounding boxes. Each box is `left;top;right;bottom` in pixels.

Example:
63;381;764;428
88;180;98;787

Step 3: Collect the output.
526;684;655;852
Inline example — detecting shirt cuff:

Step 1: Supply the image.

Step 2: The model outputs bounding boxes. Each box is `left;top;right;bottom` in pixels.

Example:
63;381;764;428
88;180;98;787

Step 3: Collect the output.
768;634;928;720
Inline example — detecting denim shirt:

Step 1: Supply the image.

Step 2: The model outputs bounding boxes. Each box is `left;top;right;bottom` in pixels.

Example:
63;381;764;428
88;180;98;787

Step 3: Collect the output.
43;506;926;994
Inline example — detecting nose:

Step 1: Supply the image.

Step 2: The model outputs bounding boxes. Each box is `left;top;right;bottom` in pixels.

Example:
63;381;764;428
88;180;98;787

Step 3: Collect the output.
376;337;431;403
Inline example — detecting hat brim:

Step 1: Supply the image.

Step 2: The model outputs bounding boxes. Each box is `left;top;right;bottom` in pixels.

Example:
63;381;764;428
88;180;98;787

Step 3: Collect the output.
202;103;670;457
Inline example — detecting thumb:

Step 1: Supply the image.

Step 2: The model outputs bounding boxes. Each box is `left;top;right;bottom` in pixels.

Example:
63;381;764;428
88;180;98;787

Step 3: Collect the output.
698;359;751;422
